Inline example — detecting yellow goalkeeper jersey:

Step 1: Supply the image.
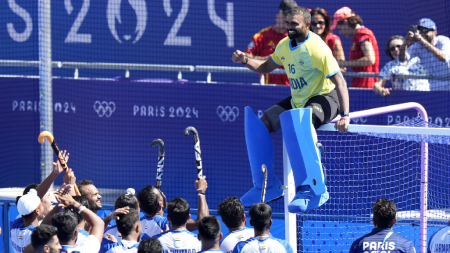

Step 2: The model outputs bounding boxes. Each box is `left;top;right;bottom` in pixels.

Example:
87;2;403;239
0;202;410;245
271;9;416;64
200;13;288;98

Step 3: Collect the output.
270;31;340;108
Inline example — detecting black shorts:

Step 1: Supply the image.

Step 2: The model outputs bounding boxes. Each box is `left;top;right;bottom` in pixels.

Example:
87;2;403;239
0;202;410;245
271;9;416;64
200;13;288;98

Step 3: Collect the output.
264;89;340;132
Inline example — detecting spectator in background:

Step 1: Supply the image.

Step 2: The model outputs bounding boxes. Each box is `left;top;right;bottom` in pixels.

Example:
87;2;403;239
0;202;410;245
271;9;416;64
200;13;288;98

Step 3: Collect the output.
374;35;430;96
310;8;346;72
244;0;299;85
427;219;450;253
197;216;223;253
31;225;61;253
138;238;162;253
333;7;380;88
399;18;450;91
349;199;415;253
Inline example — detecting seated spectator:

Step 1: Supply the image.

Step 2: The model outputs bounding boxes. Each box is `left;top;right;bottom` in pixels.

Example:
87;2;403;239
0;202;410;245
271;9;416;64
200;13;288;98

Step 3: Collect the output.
333;7;380;88
30;225;61;253
77;180;103;213
349;199;415;253
244;0;298;85
232;203;293;253
427;219;450;253
217;197;253;253
374;35;430;96
11;189;44;253
104;189;139;242
151;198;202;253
198;216;223;253
100;209;141;253
138;238;162;253
400;18;450;91
309;7;346;71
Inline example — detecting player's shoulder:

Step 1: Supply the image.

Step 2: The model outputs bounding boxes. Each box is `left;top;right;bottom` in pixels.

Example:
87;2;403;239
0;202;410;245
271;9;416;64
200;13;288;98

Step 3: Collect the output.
152;229;170;239
79;229;90;237
390;231;414;244
267;237;293;253
11;217;24;229
102;241;122;252
235;237;258;249
253;26;275;39
327;33;341;42
274;37;291;53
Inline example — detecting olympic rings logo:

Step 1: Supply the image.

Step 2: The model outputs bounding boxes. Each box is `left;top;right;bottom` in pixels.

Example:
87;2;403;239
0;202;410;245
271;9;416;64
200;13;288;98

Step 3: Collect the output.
94;101;116;117
216;106;239;122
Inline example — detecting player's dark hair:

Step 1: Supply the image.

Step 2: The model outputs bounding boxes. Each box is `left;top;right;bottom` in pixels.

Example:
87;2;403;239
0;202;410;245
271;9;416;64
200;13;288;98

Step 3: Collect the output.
117;209;140;237
198;216;221;241
31;224;58;251
137;185;160;216
116;193;139;210
77;180;94;196
373;199;397;228
51;211;78;243
67;196;90;224
249;203;272;231
16;183;40;205
287;6;311;23
217;197;244;229
167;198;190;227
310;8;332;41
385;35;405;59
138;238;162;253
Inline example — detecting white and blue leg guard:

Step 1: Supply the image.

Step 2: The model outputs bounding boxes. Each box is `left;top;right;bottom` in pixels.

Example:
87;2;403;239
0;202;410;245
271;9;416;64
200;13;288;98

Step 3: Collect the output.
280;108;329;213
240;107;284;207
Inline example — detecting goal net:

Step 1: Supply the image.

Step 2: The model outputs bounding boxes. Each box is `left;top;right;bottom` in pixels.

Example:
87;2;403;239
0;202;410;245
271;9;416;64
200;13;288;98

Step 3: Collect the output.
286;107;450;253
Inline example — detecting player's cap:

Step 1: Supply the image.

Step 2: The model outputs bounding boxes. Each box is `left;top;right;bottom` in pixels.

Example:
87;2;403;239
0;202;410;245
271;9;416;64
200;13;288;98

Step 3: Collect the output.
279;0;298;15
17;189;41;216
418;18;436;30
331;7;355;30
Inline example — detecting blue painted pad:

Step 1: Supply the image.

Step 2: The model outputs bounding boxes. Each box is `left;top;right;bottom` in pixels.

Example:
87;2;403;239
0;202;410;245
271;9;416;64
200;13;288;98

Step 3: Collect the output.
240;107;284;207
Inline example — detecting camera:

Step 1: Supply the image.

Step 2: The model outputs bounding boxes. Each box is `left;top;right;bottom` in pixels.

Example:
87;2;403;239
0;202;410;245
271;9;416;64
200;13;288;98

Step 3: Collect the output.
409;25;418;33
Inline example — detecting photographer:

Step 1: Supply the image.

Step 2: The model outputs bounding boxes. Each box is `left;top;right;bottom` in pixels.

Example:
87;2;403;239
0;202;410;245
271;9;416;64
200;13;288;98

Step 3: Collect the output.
399;18;450;91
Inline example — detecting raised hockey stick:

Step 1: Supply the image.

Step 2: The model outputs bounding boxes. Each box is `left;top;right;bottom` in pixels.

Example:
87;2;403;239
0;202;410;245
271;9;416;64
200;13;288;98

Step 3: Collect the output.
184;127;203;179
150;139;165;190
261;164;268;203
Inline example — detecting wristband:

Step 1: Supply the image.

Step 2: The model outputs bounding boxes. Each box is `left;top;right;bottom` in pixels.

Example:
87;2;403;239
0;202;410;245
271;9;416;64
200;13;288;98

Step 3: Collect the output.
242;56;249;65
339;111;349;117
340;115;350;121
197;189;206;195
78;206;86;214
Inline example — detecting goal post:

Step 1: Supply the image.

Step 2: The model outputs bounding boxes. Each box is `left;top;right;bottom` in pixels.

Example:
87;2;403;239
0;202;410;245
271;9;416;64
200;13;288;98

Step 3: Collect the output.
283;102;450;253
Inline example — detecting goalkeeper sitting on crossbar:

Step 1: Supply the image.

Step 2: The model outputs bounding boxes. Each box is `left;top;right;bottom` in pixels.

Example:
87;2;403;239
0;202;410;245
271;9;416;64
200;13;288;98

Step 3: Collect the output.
232;6;349;213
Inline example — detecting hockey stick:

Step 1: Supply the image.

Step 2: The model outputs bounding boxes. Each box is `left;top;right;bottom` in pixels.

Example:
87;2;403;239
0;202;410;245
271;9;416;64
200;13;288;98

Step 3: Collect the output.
261;164;268;203
150;139;165;190
184;127;203;179
38;131;81;196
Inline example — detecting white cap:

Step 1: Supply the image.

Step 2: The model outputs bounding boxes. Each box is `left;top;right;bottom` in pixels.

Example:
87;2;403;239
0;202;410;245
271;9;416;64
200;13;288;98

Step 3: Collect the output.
126;188;135;196
17;189;41;216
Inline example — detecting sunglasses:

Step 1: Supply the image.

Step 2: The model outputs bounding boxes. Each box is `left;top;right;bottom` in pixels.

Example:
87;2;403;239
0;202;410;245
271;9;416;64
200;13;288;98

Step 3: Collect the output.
418;26;434;33
311;21;326;27
389;45;401;51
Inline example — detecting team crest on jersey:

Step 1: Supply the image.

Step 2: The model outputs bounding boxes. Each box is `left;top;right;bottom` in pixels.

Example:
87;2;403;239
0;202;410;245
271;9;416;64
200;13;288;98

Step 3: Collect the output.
260;245;267;250
281;56;285;61
61;250;67;253
174;238;181;247
145;226;147;230
268;40;275;49
351;42;356;51
118;233;122;237
299;59;304;65
19;235;23;240
248;41;255;50
238;235;245;240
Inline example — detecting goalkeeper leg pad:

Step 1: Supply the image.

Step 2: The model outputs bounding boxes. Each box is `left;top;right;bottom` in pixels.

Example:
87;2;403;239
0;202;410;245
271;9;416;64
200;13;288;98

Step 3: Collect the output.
240;106;284;207
280;108;328;213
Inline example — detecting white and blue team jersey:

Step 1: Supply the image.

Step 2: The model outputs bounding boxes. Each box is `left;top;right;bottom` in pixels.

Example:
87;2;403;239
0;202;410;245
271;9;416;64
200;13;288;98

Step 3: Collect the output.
199;249;225;253
232;236;293;253
428;225;450;253
141;215;171;238
99;239;139;253
75;229;90;247
220;228;254;253
60;235;101;253
350;228;416;253
10;217;37;253
153;229;201;253
104;226;123;242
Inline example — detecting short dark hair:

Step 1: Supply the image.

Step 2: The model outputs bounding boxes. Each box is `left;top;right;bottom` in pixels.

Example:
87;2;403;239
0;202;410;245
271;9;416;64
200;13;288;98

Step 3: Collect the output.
249;203;272;231
217;197;244;229
137;185;160;216
310;8;332;41
68;196;90;224
31;224;58;251
287;6;311;23
77;180;94;196
167;198;190;227
117;209;140;237
198;216;221;241
385;35;405;59
51;211;78;243
373;199;397;228
116;193;139;210
339;14;363;29
138;238;162;253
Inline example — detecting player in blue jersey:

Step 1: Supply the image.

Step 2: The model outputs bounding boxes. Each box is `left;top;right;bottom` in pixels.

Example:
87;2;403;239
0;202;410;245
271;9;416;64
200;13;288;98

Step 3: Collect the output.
101;209;141;253
198;216;224;253
427;220;450;253
138;176;209;238
232;203;293;253
217;197;254;253
104;190;140;242
350;199;416;253
138;238;162;253
152;198;202;253
11;189;44;253
30;225;61;253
